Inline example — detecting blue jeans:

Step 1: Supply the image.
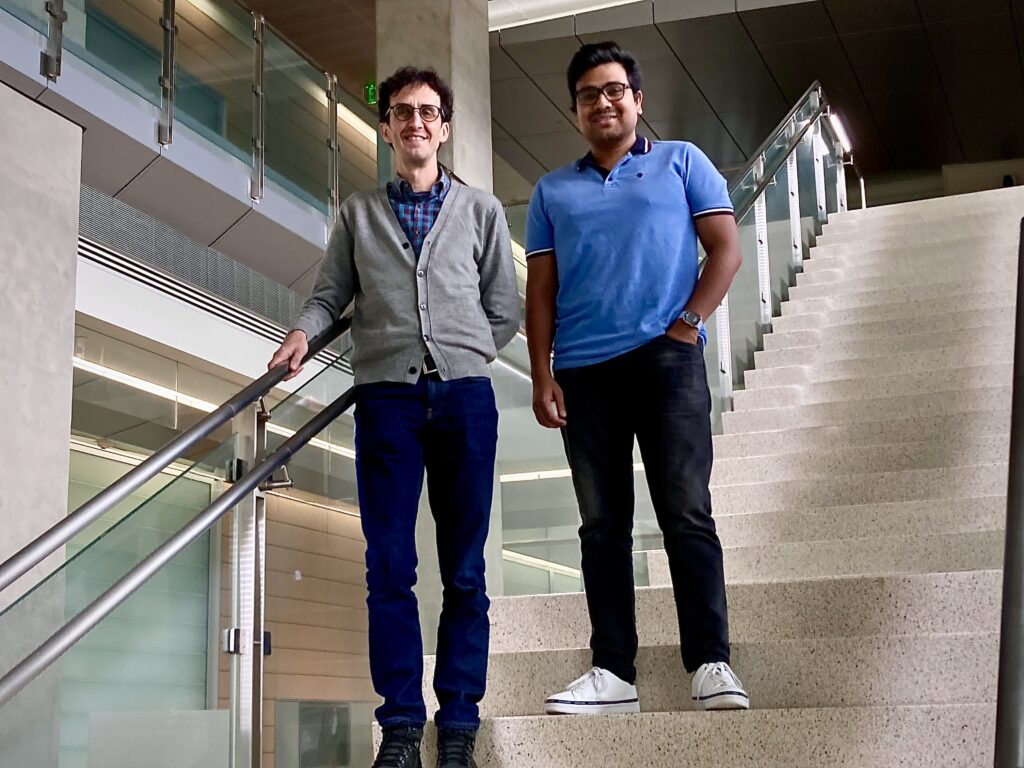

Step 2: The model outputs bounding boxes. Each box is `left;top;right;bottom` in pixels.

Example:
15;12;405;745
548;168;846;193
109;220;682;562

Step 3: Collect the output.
353;375;497;732
555;335;730;682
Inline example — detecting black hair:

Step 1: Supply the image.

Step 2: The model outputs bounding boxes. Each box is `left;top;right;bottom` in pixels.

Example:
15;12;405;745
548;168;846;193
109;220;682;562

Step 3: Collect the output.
566;41;642;112
377;66;454;124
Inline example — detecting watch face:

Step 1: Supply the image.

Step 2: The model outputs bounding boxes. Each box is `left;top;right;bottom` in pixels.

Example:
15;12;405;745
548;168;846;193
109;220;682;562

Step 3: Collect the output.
683;311;701;327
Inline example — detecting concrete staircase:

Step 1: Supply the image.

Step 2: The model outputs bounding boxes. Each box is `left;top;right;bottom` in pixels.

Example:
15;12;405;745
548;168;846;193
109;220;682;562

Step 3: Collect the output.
427;186;1022;765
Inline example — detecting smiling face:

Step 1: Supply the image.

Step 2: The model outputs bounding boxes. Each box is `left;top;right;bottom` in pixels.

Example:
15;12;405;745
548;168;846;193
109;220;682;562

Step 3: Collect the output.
573;62;643;151
380;83;451;168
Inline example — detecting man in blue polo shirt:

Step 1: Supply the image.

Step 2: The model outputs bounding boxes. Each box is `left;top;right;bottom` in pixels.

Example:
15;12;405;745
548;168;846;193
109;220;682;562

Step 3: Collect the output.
525;41;749;715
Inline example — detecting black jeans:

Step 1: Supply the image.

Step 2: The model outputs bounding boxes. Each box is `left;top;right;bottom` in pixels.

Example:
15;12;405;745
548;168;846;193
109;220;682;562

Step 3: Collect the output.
555;335;730;683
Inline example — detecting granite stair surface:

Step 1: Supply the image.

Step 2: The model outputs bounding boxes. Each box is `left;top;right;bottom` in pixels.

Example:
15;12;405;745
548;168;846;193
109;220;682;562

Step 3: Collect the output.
416;185;1022;765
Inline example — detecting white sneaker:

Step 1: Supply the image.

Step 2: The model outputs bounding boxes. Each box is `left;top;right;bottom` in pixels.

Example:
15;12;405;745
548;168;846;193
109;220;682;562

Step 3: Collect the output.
692;662;750;710
544;667;641;715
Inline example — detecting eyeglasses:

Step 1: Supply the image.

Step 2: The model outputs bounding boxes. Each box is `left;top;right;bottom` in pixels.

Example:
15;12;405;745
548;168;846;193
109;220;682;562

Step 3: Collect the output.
387;103;444;123
575;82;631;107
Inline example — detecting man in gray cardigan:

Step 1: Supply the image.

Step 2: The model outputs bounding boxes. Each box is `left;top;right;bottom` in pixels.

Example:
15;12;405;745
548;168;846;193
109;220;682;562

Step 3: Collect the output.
269;67;519;768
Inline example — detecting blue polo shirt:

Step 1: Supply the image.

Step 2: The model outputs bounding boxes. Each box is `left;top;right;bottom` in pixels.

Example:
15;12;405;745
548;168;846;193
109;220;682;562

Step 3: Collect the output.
525;137;733;370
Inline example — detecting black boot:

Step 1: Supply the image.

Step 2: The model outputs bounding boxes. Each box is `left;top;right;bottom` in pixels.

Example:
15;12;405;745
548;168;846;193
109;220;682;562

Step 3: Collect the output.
436;728;478;768
372;726;423;768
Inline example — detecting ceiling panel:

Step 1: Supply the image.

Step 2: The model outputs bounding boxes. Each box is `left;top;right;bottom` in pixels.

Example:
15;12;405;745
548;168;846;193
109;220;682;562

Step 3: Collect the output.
493;150;537;203
823;0;920;35
945;82;1024;142
739;1;835;43
915;0;1012;23
490;36;524;81
925;14;1023;90
646;115;747;166
864;89;964;168
490;77;577;137
658;15;788;145
518;130;590;170
838;26;943;94
492;136;548;184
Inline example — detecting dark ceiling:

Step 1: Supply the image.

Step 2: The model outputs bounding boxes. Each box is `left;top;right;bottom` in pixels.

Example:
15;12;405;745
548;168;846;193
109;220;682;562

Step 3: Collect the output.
240;0;1024;200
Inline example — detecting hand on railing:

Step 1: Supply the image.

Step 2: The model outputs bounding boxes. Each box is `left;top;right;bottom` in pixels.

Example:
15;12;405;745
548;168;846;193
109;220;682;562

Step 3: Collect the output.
268;329;310;381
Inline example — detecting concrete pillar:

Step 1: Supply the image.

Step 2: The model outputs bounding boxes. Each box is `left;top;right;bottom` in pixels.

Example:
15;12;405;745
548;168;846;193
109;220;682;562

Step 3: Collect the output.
0;81;82;762
376;0;494;192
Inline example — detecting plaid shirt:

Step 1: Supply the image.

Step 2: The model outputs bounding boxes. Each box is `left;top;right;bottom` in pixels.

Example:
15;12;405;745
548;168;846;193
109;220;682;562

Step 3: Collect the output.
386;169;451;258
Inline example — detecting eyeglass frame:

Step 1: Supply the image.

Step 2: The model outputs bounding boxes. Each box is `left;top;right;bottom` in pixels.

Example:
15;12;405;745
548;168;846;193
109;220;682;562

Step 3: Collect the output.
385;102;447;123
574;81;634;107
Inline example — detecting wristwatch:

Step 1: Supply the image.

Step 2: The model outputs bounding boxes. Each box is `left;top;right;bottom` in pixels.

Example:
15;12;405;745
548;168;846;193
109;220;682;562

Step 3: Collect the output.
680;310;703;330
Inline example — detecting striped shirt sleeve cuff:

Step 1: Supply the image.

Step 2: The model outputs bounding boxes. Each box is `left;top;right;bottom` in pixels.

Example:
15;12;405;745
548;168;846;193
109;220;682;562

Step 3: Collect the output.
525;248;555;260
693;207;735;219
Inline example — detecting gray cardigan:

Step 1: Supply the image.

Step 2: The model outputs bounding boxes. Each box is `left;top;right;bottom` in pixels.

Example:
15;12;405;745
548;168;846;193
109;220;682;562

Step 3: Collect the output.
293;179;521;386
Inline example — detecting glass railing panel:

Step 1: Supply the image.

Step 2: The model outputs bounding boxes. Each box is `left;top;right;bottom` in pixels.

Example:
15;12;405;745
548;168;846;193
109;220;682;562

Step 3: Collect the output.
821;124;843;216
728;207;762;389
174;0;253;164
0;0;47;32
763;162;798;320
264;28;329;212
0;358;348;764
62;0;162;106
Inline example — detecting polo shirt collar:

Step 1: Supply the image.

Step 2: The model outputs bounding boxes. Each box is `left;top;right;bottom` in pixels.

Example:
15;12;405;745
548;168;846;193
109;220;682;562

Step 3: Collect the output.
576;135;652;173
388;167;451;202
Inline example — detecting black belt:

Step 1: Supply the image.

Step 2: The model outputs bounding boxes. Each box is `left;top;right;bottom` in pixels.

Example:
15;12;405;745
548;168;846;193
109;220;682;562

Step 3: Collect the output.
422;353;439;375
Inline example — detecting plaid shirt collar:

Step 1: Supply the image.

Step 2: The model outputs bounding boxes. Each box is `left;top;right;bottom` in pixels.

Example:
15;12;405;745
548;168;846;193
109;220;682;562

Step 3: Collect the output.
387;167;451;203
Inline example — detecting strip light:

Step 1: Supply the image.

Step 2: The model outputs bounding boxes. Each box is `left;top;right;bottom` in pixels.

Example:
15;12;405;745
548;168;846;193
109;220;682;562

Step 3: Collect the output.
828;111;852;155
72;357;357;459
501;463;645;483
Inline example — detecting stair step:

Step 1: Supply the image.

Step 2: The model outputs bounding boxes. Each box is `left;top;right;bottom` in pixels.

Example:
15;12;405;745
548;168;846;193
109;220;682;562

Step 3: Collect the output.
814;215;1020;249
429;633;996;718
827;185;1023;223
796;252;1017;285
712;435;1008;485
733;364;1012;412
806;235;1020;267
721;387;1010;434
758;322;1012;361
770;300;1013;334
774;288;1015;327
411;705;996;767
713;496;1005;547
781;286;1015;319
745;341;1013;388
714;409;1009;458
489;570;1002;654
789;267;1015;301
647;530;1004;584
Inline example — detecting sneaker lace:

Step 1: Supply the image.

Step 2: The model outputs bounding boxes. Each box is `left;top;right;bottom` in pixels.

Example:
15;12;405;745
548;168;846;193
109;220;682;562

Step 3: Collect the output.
567;667;605;693
708;662;741;687
438;734;475;766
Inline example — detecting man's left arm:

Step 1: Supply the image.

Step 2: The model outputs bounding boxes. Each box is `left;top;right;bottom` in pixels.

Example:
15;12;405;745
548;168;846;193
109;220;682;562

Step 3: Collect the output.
478;200;522;352
667;214;743;344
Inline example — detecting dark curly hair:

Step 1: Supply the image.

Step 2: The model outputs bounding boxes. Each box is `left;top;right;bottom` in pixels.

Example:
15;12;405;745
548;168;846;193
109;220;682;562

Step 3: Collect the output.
377;66;454;124
566;41;642;112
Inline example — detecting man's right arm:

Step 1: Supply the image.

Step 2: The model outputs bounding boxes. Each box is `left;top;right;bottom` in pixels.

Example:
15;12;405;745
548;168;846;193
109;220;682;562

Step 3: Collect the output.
526;254;566;428
268;213;357;380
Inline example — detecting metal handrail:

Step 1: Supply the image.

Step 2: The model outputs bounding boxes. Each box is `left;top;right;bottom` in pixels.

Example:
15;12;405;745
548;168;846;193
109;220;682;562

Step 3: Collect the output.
994;217;1024;767
0;386;356;709
0;317;351;596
